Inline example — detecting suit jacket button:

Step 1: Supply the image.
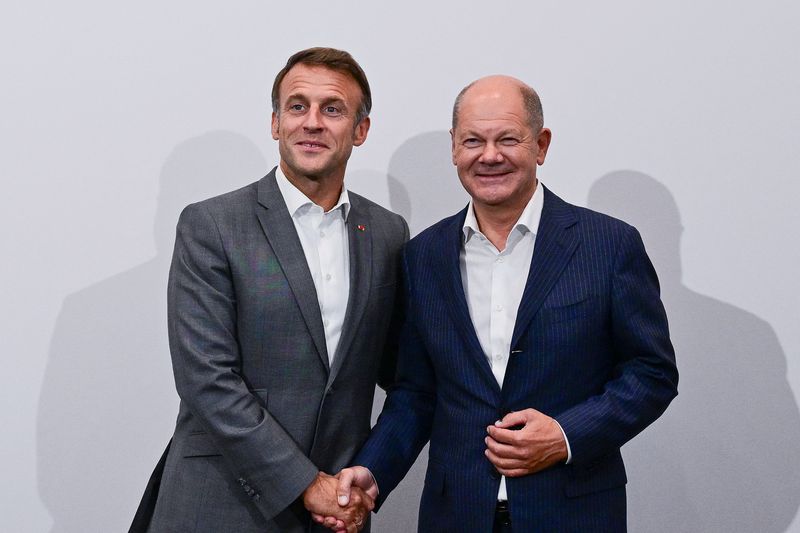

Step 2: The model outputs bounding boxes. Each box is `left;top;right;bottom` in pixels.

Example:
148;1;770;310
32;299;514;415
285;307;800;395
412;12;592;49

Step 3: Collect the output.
253;493;260;501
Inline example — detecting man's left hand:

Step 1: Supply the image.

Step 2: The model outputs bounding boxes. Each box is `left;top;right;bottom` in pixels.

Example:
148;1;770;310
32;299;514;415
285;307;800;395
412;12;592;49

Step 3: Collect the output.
485;408;568;477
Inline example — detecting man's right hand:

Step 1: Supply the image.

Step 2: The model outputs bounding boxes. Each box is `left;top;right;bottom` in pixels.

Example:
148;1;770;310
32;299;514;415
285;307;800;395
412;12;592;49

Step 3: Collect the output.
311;467;378;532
303;472;373;533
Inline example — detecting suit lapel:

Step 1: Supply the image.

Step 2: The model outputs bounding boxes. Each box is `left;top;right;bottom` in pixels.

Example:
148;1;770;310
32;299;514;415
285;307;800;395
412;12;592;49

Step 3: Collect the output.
510;186;580;349
255;170;329;369
328;196;372;384
433;208;502;395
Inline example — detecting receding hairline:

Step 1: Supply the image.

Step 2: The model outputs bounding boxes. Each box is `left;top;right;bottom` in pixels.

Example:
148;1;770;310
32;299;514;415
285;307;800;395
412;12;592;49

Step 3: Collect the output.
451;77;544;133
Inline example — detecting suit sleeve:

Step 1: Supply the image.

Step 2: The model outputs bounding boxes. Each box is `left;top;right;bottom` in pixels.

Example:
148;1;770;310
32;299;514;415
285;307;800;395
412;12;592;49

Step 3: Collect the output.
355;246;437;506
555;225;679;465
168;203;318;520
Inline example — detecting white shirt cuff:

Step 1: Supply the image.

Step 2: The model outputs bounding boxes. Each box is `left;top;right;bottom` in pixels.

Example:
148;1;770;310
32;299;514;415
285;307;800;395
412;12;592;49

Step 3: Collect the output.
554;420;573;464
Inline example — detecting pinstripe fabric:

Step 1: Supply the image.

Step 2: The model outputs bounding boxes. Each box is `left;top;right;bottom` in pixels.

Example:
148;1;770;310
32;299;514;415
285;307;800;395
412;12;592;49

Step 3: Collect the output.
357;186;677;532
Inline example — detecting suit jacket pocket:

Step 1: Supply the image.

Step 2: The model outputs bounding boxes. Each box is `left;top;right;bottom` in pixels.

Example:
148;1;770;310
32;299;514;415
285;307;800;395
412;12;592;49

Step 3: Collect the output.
539;296;596;324
182;432;221;458
564;453;627;498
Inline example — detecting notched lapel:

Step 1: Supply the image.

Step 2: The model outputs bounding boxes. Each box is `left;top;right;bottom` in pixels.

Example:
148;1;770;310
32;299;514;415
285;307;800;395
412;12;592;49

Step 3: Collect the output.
511;187;580;349
328;200;372;384
255;171;329;369
433;209;501;395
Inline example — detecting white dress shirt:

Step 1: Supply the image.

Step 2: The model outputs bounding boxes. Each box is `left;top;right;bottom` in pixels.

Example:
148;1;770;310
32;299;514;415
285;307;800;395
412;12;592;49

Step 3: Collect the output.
459;183;571;501
275;167;350;364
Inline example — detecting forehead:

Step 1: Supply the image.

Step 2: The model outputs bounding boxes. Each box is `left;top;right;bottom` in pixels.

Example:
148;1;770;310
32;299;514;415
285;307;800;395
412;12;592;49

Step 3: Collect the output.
456;86;530;135
278;64;362;103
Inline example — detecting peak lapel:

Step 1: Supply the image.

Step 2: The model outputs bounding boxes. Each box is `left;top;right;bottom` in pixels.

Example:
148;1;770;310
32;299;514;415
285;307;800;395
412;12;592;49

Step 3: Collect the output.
433;209;502;395
328;199;372;384
510;187;580;349
255;170;329;369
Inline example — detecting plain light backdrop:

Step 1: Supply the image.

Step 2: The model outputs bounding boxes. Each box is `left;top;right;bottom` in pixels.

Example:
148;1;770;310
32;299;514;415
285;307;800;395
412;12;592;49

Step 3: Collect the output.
3;1;799;531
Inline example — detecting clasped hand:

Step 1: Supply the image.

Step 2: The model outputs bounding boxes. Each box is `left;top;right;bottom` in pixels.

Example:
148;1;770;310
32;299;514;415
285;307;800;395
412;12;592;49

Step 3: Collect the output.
303;471;374;533
310;466;377;533
485;408;568;476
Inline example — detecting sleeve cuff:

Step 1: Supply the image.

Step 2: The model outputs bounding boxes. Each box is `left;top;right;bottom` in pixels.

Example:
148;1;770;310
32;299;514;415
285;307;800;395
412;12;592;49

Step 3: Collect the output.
554;419;573;464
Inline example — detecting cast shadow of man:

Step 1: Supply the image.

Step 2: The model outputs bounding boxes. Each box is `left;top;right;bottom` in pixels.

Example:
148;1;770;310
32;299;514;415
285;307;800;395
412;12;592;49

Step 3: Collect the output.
37;131;267;532
587;171;800;532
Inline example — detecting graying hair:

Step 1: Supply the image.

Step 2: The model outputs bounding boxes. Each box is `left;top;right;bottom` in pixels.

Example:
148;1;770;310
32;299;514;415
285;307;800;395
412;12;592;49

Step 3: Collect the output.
451;81;543;133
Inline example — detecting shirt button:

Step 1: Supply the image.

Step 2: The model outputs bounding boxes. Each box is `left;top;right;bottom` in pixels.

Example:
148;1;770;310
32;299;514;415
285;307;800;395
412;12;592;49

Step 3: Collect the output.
493;353;503;361
320;230;326;237
495;305;503;312
325;273;332;281
496;257;504;263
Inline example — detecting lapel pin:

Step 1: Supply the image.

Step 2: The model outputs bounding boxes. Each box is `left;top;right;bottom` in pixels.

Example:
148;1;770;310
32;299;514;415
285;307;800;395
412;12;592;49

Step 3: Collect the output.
357;224;366;232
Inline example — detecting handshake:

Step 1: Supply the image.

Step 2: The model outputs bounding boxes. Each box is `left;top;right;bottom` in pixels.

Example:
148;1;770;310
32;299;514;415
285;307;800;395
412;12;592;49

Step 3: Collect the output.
302;466;376;533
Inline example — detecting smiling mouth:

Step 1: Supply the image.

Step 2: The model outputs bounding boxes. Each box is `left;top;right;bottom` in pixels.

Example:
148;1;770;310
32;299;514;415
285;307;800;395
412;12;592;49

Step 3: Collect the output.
476;171;511;178
297;141;328;150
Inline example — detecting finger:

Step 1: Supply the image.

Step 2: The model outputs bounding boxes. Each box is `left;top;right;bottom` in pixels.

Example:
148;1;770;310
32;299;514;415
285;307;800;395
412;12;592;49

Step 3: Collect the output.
495;466;529;477
494;409;531;429
337;469;356;506
485;435;525;459
311;513;324;523
321;516;339;528
485;447;523;470
486;424;523;445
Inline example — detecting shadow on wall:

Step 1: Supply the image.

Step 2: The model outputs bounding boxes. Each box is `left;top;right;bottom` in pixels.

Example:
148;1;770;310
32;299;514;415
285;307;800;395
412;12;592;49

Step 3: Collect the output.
587;171;800;533
37;131;267;533
369;130;468;533
386;130;469;236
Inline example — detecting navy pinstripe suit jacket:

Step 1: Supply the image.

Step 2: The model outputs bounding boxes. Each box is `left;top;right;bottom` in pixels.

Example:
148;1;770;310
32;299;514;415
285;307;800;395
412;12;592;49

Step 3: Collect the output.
357;186;678;532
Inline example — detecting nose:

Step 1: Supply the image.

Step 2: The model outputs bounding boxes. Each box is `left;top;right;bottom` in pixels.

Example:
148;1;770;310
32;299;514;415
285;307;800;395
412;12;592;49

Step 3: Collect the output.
303;105;323;131
478;142;503;164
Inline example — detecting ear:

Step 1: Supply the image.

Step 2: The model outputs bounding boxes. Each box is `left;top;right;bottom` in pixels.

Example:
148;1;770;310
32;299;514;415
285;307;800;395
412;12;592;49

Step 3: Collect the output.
271;112;279;140
450;128;457;166
352;116;370;146
536;128;552;165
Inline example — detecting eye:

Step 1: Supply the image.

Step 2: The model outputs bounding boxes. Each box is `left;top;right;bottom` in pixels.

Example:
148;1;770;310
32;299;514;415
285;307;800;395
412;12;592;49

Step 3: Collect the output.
323;105;342;116
463;138;482;148
288;103;305;112
500;137;519;146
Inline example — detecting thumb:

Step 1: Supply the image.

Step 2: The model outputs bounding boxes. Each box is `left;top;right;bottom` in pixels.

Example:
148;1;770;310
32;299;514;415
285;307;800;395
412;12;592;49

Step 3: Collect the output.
336;469;355;506
494;409;529;429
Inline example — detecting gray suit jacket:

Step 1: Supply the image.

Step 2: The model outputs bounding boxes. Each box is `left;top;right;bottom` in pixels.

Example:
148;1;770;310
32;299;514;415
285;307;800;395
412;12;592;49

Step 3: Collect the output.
136;169;408;532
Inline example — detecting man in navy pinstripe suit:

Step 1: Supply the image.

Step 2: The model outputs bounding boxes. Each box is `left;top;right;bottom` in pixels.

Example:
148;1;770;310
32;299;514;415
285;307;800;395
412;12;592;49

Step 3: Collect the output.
319;75;678;532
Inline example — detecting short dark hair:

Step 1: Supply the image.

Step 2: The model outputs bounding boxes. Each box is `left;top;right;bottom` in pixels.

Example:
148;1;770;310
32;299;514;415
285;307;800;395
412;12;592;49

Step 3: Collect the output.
452;81;544;133
271;47;372;125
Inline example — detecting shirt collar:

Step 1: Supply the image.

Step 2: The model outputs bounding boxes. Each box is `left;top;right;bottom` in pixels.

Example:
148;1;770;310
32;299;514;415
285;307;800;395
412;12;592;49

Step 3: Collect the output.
462;181;544;243
275;165;351;220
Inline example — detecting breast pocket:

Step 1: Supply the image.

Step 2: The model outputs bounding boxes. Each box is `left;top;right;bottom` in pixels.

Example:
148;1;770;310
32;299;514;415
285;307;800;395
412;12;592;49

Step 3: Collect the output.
540;295;596;324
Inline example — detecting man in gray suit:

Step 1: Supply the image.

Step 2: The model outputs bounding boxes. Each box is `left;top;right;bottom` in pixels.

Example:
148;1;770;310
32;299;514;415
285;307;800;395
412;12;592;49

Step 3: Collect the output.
130;47;408;533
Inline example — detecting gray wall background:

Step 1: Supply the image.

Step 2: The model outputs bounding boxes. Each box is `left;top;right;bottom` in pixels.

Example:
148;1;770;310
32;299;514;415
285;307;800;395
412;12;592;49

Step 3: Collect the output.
3;1;799;531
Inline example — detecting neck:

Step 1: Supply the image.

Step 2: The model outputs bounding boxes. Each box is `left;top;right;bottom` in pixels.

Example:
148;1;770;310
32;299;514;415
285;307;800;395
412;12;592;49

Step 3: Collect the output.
473;181;537;251
280;162;344;211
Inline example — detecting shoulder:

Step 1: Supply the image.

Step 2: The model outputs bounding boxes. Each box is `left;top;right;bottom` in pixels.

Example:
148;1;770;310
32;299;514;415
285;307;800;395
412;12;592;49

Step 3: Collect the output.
177;180;260;230
543;186;637;242
348;191;408;241
402;208;467;264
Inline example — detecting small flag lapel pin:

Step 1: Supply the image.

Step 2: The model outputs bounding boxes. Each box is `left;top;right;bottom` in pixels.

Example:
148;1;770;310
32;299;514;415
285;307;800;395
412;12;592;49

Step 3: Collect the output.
357;224;366;232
